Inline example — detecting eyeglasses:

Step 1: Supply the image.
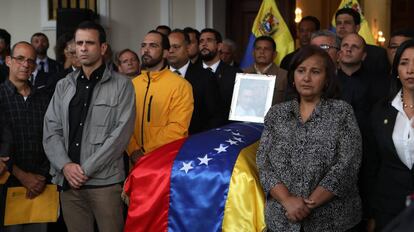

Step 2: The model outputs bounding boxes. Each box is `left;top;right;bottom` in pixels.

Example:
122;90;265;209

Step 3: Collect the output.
11;56;36;67
319;44;339;51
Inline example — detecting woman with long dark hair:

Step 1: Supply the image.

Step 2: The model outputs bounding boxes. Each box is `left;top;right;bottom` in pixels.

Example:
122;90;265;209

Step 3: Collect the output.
366;39;414;231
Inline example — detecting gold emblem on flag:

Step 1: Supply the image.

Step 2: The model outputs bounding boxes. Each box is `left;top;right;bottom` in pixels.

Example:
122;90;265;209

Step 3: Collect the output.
259;11;279;36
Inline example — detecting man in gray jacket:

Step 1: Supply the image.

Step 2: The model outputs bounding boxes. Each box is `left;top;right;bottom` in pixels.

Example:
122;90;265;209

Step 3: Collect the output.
43;21;135;232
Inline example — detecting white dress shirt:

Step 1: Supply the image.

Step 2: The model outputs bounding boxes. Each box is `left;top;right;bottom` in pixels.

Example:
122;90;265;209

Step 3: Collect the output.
202;60;220;73
170;61;190;77
392;90;414;169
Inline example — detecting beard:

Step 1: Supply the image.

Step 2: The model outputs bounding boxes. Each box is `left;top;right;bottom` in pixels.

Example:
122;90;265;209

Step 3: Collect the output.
141;54;163;69
200;48;217;62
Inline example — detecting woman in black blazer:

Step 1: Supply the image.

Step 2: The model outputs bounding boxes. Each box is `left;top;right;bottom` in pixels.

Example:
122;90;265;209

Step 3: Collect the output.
366;39;414;231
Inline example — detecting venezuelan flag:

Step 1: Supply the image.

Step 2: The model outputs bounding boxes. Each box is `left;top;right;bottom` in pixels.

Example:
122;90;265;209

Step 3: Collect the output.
331;0;376;45
240;0;294;68
124;123;266;232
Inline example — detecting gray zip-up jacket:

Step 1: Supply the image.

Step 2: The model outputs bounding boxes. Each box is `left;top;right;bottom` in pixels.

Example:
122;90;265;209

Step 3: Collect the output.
43;66;136;186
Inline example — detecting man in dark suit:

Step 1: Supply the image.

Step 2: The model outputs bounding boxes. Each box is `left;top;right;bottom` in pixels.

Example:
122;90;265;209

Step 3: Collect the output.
335;8;389;88
30;32;62;89
0;29;11;83
199;28;242;124
280;16;320;70
183;27;201;65
167;29;223;133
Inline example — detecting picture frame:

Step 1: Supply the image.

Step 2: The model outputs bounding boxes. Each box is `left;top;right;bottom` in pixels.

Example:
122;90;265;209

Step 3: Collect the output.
229;73;276;123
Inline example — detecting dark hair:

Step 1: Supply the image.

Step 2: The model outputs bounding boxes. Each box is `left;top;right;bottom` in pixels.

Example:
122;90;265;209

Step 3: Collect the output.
389;39;414;100
200;28;222;43
55;32;74;64
75;21;106;44
390;28;414;40
254;36;276;51
335;8;361;26
170;29;190;45
156;25;171;35
0;28;11;47
300;16;321;31
183;27;200;43
147;30;170;50
286;45;340;100
116;49;139;65
11;41;35;56
30;32;49;43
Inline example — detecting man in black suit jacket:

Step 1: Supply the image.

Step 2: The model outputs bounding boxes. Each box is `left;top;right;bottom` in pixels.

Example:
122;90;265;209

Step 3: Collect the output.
199;28;242;124
335;8;389;85
167;29;222;134
30;32;62;89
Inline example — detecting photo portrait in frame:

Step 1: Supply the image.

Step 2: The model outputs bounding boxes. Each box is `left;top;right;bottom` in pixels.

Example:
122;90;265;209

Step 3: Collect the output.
229;73;276;123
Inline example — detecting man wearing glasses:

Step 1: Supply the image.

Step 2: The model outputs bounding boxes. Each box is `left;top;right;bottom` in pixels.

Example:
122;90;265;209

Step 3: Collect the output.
0;41;50;232
310;30;341;65
199;28;242;124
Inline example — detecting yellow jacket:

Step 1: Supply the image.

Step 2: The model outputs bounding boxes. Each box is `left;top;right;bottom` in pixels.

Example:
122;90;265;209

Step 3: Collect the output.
127;68;193;155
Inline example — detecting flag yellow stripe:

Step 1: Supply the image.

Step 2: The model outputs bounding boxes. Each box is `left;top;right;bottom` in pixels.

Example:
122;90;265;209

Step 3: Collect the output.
222;141;266;232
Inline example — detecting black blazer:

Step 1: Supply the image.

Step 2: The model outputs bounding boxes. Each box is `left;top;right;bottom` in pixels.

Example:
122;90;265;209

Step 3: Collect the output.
33;58;63;89
213;61;242;124
185;63;223;134
366;99;414;230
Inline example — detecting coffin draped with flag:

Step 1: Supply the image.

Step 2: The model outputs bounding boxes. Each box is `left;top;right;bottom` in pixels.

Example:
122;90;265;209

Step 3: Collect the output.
331;0;376;45
240;0;294;68
124;123;266;232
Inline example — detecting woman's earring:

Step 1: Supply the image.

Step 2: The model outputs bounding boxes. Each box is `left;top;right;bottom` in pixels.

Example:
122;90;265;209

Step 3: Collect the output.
397;75;400;79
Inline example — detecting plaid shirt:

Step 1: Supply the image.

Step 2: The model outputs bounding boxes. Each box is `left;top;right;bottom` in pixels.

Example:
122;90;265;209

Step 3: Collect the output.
0;79;50;185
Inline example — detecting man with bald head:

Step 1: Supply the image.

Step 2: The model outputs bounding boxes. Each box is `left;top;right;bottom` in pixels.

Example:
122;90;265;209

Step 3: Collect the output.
335;8;389;81
0;42;51;232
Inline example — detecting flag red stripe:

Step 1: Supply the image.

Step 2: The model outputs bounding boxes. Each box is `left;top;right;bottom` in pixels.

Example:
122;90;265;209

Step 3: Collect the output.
124;138;187;232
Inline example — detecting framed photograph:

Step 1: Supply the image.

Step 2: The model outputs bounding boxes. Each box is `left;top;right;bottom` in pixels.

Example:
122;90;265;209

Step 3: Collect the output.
229;73;276;123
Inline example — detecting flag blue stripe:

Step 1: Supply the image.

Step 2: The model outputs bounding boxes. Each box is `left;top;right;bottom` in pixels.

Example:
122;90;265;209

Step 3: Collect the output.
168;123;263;232
240;33;257;69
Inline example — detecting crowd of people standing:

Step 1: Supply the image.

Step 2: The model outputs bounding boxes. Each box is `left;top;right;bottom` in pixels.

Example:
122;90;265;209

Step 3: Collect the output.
0;6;413;232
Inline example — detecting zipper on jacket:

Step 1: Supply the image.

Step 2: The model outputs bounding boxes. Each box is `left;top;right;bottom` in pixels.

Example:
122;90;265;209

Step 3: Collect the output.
141;72;151;152
147;96;153;122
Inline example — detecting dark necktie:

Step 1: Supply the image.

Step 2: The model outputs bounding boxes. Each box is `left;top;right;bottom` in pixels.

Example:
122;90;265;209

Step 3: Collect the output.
39;61;45;73
206;67;213;73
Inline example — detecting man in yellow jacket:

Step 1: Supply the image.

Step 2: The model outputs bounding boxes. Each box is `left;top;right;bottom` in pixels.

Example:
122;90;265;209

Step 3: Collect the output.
128;30;193;163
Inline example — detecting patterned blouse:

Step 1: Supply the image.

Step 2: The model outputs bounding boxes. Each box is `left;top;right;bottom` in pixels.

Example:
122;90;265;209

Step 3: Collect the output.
257;99;362;232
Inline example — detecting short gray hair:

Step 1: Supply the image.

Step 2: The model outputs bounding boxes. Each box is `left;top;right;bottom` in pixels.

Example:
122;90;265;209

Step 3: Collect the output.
311;30;341;48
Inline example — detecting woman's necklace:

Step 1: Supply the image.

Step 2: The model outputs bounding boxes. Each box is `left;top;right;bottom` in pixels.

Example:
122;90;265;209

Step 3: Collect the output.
401;90;414;109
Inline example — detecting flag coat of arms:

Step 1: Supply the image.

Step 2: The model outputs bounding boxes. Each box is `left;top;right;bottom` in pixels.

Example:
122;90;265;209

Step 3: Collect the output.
331;0;376;45
240;0;294;68
124;123;266;232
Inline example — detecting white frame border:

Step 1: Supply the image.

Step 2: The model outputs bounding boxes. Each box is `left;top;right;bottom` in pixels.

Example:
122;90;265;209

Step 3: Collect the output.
229;73;276;123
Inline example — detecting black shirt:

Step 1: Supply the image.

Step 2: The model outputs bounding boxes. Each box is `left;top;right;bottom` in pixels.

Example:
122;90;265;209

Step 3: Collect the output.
68;64;105;165
0;79;50;186
337;67;372;132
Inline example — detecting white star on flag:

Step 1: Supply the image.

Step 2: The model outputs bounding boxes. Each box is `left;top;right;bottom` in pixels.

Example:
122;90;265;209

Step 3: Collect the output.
233;137;244;143
225;139;238;145
198;154;213;166
231;132;243;136
180;161;193;173
214;144;229;153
